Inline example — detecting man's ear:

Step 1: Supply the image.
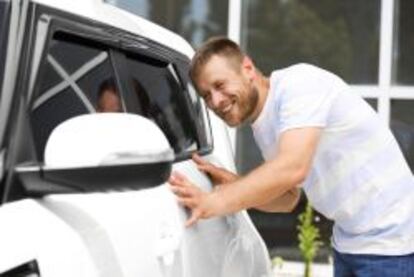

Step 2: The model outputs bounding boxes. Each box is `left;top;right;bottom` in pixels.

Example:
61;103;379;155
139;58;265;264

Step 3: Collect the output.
242;56;256;81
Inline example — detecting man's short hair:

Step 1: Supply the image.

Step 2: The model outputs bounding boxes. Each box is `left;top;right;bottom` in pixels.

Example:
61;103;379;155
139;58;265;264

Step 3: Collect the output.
190;37;244;85
98;77;117;98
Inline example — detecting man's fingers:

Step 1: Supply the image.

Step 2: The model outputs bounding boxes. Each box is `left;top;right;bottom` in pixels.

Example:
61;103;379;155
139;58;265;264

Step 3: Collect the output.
177;197;196;208
168;176;184;188
168;177;184;187
193;154;218;173
193;154;217;170
167;168;208;228
169;171;192;187
171;171;187;182
197;164;215;174
185;210;202;227
170;186;193;197
192;153;208;166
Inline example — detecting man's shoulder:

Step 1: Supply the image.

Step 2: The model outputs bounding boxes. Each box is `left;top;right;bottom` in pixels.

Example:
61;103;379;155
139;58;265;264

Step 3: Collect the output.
274;63;329;77
272;63;344;91
271;63;322;90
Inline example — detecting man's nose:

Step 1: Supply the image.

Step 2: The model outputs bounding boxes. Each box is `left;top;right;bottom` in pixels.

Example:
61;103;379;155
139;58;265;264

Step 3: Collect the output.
210;90;226;109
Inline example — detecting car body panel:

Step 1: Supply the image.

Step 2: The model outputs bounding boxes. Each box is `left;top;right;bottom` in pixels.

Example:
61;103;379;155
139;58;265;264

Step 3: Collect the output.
0;162;271;276
31;0;194;57
0;199;98;276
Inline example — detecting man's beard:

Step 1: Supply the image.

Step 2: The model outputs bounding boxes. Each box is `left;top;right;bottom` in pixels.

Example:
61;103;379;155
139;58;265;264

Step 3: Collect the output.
239;85;259;124
225;85;259;127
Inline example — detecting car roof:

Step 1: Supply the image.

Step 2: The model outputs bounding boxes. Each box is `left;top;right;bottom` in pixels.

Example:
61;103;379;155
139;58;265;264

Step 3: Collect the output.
30;0;194;58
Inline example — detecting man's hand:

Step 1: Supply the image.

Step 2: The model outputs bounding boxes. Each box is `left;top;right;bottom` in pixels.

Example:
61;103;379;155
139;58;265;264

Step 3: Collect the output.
169;171;225;227
169;127;320;226
192;153;238;185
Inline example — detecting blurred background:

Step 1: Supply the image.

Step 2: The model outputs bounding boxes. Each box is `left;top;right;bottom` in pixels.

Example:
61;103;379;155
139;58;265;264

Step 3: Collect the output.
105;0;414;263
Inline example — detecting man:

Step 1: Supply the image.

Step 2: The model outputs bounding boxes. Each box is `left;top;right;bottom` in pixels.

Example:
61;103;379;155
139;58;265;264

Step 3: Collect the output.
169;37;414;276
97;78;122;113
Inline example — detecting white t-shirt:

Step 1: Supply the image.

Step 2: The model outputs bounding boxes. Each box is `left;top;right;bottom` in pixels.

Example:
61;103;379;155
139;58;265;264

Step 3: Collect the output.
252;63;414;255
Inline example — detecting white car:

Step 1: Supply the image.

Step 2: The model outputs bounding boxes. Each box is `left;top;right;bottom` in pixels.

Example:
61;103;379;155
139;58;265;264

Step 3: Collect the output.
0;0;271;276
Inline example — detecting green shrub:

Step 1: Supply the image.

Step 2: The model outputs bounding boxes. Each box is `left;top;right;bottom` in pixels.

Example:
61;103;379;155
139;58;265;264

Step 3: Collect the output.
297;201;323;277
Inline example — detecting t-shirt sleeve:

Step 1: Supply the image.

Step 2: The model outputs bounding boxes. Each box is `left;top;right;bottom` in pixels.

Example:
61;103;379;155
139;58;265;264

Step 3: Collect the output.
278;66;339;133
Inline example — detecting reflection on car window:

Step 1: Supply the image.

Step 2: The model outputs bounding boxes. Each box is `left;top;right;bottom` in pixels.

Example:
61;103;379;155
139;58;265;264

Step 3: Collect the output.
97;78;122;113
31;33;122;160
175;61;213;152
125;54;198;157
0;1;10;100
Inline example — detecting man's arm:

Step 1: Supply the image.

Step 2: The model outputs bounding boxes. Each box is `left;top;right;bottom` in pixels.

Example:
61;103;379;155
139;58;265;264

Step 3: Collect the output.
192;153;300;213
216;127;320;213
254;187;301;213
169;127;321;226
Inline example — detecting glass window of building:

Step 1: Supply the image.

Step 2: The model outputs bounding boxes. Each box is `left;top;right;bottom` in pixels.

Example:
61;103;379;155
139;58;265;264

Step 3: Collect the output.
364;98;378;111
241;0;380;84
394;0;414;85
391;100;414;172
105;0;228;47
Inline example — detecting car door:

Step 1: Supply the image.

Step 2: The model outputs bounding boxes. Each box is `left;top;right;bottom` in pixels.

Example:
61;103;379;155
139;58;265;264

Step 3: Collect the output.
0;1;271;276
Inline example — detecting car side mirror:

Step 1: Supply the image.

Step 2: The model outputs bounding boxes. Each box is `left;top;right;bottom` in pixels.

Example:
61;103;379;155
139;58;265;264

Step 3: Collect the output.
16;113;174;196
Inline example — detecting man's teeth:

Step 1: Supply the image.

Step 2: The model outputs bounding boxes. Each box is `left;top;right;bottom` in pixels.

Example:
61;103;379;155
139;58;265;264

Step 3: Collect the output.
222;104;232;113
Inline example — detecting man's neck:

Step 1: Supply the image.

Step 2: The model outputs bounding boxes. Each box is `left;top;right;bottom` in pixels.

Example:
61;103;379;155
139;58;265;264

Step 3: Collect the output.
249;73;270;123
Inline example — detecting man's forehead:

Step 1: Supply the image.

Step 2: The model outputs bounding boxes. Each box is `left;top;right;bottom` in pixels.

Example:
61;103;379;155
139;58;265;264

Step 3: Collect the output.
102;88;118;95
205;55;233;69
200;56;238;79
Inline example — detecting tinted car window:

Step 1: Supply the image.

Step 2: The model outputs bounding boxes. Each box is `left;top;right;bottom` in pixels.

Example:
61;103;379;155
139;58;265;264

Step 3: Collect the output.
31;33;121;159
0;1;10;96
175;60;213;153
125;54;198;157
30;30;211;163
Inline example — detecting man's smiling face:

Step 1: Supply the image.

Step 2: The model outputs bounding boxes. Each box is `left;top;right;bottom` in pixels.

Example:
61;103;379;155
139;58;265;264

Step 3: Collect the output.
195;55;258;127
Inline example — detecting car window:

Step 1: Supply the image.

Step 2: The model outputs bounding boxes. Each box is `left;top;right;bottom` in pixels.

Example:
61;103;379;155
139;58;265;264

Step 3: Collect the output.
30;32;122;160
124;53;198;157
0;0;11;99
175;61;213;153
30;29;212;163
